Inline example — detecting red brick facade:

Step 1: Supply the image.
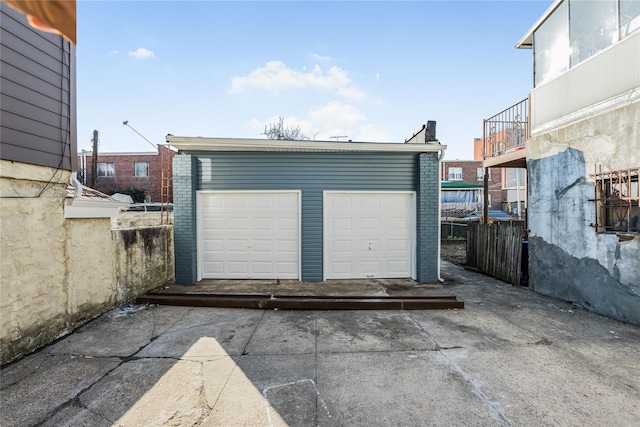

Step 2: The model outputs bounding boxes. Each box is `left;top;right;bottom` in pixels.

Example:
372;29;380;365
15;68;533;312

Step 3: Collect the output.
441;160;504;210
78;145;176;203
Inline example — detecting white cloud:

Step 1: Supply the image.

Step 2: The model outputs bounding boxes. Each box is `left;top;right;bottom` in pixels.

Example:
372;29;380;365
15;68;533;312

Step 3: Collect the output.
337;86;366;100
128;48;155;60
308;53;331;62
230;61;366;100
376;73;380;81
309;101;366;129
247;102;391;143
109;50;119;55
354;123;392;142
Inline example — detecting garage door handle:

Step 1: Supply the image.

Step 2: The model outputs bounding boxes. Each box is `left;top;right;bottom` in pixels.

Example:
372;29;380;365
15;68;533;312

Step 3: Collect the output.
368;243;372;251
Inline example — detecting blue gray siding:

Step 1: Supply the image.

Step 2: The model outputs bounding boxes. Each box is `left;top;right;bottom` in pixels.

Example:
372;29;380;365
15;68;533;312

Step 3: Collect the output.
0;3;76;170
174;150;441;283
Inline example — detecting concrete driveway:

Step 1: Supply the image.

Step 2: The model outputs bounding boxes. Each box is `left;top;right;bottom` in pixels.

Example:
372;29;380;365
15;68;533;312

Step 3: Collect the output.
2;261;639;426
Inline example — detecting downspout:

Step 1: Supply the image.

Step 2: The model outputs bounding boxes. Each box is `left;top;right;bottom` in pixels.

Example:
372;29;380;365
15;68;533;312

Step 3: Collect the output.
437;146;445;282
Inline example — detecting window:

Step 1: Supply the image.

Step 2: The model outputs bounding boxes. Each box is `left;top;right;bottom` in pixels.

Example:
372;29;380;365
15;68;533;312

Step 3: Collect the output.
534;0;569;86
135;162;149;177
593;167;639;233
448;167;463;181
570;0;617;67
477;168;492;181
97;162;115;177
533;0;640;87
620;0;640;38
504;168;526;189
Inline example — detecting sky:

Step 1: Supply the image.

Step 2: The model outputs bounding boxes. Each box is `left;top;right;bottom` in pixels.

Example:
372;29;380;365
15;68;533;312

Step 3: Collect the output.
76;0;551;160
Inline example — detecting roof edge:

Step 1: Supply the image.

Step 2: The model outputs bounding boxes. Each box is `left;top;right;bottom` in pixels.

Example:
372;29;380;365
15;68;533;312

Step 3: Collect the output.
166;136;446;153
516;0;563;49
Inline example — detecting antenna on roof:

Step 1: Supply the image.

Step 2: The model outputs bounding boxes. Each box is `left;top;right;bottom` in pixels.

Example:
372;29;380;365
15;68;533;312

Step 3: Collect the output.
122;120;157;150
330;135;348;141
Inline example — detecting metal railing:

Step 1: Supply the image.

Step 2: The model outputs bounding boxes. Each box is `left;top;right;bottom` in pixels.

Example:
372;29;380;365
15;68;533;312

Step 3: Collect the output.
591;166;639;233
482;98;530;159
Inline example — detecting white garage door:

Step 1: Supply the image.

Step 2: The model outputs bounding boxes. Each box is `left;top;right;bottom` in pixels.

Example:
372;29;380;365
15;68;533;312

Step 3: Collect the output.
198;191;300;279
324;191;415;279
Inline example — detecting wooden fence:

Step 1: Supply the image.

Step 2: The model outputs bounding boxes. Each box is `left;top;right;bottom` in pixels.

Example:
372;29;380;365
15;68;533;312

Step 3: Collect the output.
466;221;525;285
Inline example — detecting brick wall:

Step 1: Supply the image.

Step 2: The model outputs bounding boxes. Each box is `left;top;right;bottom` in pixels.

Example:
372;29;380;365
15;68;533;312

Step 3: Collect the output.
172;154;198;284
79;145;176;202
417;153;440;283
441;160;504;209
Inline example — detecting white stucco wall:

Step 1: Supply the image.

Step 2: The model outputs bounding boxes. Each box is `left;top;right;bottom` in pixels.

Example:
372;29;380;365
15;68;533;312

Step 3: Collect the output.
1;160;174;365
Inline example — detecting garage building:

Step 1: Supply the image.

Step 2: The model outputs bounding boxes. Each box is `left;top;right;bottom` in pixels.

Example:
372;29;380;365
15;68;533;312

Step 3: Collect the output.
168;136;445;284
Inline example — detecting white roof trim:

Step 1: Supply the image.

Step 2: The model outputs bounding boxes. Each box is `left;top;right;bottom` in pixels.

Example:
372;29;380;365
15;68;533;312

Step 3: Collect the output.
166;136;446;153
65;172;130;218
516;0;563;49
78;151;158;156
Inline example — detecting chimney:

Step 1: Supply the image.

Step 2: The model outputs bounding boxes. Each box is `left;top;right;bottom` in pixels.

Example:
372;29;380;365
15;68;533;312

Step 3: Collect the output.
425;121;437;142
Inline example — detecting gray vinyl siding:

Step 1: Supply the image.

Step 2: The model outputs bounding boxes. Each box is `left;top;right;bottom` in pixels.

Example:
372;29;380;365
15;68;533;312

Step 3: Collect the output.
0;3;76;171
192;151;419;281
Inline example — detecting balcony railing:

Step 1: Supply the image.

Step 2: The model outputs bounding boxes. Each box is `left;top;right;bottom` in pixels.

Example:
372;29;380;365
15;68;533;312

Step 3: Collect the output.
482;98;530;159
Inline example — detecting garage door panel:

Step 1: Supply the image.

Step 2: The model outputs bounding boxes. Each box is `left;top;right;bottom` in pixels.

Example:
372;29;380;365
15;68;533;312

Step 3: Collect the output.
252;218;273;230
227;196;249;209
277;239;298;253
358;239;380;252
331;261;353;275
199;192;299;279
227;239;250;252
360;195;381;209
388;260;409;275
277;194;298;209
332;217;352;230
203;261;224;275
360;217;381;230
203;240;223;252
251;240;273;252
325;192;413;279
276;262;298;274
388;238;409;251
331;239;352;253
360;261;381;276
228;261;252;274
387;217;408;229
276;217;297;231
252;262;273;274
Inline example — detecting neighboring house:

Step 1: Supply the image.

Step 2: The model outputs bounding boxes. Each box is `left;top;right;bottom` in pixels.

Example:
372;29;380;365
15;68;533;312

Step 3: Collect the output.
440;160;504;217
167;136;445;284
473;137;527;216
1;2;122;363
1;3;171;365
79;144;176;203
483;0;640;324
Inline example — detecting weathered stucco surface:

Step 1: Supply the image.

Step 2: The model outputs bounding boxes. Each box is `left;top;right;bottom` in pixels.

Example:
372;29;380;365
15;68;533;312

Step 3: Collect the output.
1;174;70;364
114;226;174;302
66;219;119;320
1;161;174;365
527;101;640;325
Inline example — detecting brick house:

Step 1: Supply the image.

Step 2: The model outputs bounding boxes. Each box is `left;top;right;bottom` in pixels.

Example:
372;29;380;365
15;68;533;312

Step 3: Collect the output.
79;144;176;202
440;160;504;212
473;137;527;216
